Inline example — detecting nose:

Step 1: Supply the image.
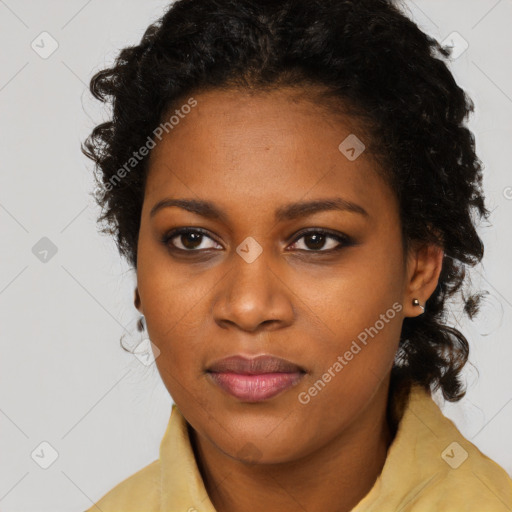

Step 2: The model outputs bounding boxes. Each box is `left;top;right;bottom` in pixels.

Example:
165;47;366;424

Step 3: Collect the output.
212;251;295;333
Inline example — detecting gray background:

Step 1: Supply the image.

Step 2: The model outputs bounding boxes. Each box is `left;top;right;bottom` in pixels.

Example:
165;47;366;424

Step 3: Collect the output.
0;0;511;510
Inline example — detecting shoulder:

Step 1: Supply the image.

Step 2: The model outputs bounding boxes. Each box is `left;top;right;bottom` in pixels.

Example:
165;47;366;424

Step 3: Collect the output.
405;386;512;510
415;391;512;510
355;384;512;511
84;459;161;512
411;392;512;510
411;440;512;511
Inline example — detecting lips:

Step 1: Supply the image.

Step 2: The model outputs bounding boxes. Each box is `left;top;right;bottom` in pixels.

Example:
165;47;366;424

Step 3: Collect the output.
207;354;305;374
206;355;306;402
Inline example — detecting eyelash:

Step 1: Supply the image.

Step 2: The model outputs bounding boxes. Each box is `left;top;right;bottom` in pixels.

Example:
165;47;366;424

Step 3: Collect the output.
161;227;353;254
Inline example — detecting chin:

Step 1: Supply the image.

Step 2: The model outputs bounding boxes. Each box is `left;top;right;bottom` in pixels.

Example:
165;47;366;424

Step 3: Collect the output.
215;433;305;466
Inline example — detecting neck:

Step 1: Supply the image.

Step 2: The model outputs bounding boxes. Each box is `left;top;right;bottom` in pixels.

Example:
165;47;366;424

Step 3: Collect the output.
189;381;398;512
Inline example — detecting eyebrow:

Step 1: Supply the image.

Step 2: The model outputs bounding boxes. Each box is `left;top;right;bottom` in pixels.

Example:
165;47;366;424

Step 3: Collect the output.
149;197;369;222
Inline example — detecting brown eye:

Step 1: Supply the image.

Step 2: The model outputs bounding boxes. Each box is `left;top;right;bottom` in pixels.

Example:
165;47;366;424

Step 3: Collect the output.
288;230;350;252
163;228;222;251
303;233;328;250
177;231;203;250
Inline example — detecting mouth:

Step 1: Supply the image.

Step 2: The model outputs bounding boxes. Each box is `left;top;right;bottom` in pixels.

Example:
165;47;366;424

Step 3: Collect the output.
206;354;306;402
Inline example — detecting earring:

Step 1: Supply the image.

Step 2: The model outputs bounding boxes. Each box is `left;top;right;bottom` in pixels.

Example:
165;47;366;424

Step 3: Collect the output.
120;315;160;366
412;298;425;312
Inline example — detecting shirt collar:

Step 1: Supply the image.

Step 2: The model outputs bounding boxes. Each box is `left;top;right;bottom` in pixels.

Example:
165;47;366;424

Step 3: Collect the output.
158;383;444;511
160;403;217;512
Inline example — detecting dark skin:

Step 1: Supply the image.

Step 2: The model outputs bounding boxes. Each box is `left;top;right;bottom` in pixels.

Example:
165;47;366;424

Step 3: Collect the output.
134;87;444;512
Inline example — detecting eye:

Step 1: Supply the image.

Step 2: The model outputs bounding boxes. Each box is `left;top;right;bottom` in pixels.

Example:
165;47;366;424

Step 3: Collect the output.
162;228;222;252
162;227;352;254
287;229;351;252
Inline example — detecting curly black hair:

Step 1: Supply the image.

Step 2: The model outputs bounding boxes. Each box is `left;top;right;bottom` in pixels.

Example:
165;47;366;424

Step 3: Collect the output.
82;0;491;404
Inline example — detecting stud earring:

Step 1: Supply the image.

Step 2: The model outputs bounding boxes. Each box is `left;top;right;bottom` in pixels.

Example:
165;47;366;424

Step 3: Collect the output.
412;298;425;312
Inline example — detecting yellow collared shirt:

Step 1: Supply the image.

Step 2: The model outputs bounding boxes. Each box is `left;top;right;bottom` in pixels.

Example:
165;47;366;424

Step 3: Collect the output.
85;384;512;511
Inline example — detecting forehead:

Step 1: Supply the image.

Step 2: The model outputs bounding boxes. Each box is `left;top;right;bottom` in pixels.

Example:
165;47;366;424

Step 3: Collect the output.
144;87;394;223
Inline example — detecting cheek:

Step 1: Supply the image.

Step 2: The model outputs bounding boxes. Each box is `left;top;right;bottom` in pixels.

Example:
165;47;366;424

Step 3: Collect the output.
288;255;404;394
137;229;209;332
291;249;403;335
136;255;209;377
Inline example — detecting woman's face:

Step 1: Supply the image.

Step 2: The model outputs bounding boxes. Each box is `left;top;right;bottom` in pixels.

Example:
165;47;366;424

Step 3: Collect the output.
135;87;429;463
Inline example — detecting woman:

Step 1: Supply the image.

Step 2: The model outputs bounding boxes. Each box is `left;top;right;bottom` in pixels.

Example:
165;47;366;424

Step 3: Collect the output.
82;0;512;510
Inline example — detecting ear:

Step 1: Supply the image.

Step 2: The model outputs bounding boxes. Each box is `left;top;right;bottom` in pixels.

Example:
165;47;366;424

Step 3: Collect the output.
134;287;143;315
403;241;444;318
